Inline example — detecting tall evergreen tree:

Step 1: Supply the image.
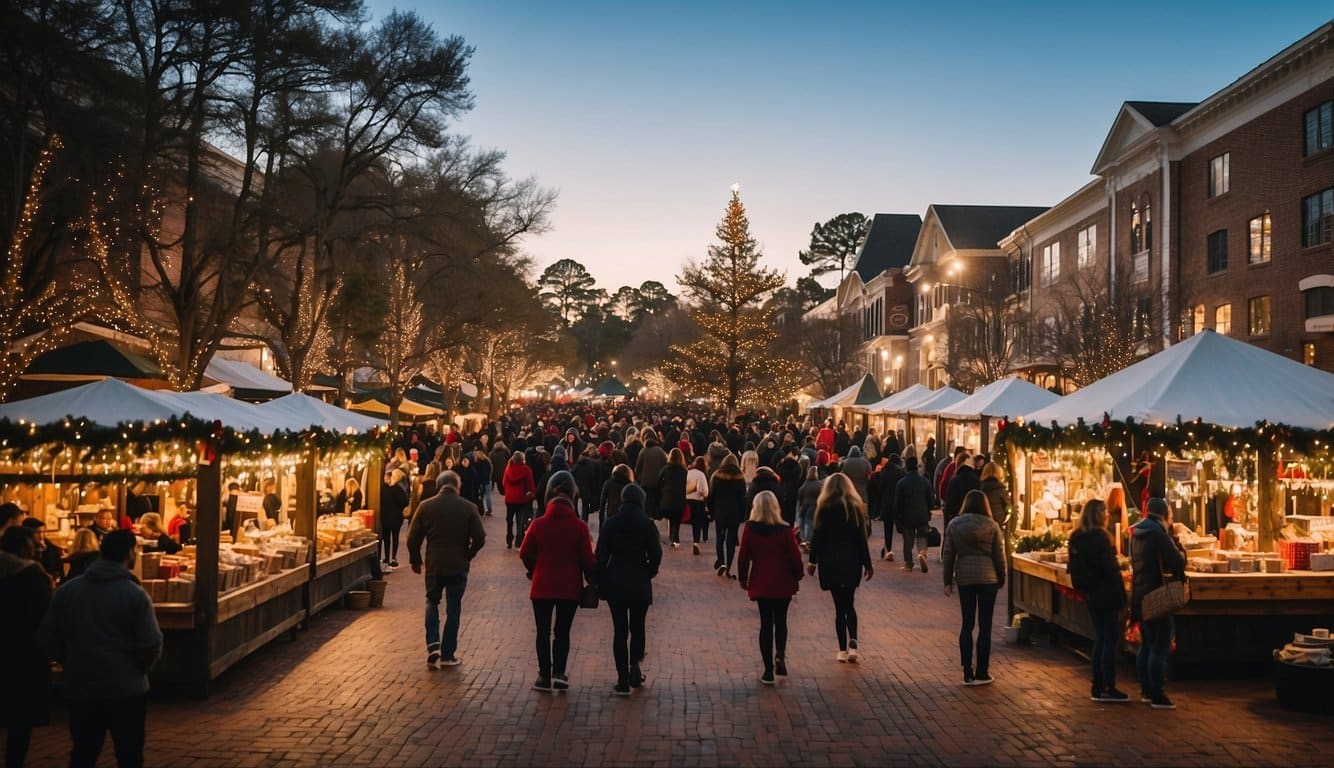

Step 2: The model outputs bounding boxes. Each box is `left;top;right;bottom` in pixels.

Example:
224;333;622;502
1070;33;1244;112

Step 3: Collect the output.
798;212;869;285
538;258;598;327
664;187;800;417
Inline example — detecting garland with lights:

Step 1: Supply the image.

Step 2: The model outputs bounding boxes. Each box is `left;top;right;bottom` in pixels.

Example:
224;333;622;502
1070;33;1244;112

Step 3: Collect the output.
995;414;1332;465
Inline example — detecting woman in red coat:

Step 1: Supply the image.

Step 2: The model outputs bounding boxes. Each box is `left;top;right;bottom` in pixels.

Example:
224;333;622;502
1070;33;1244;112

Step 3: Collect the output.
736;490;803;686
519;471;595;693
503;451;537;550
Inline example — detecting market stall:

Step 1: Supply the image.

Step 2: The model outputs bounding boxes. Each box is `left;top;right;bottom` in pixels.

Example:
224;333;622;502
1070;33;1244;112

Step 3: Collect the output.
999;330;1334;663
936;376;1059;459
805;374;880;430
0;380;385;695
861;383;934;448
901;385;966;455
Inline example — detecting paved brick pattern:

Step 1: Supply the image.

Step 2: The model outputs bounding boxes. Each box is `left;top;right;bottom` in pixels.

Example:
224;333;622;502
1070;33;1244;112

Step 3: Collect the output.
27;503;1334;767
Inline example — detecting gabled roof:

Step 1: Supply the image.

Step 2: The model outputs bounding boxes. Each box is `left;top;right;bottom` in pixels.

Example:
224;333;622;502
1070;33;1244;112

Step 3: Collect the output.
1124;101;1197;126
932;205;1050;250
851;214;922;282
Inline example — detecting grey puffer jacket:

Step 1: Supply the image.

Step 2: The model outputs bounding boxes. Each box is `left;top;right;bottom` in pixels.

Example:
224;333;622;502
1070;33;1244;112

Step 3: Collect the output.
941;512;1006;588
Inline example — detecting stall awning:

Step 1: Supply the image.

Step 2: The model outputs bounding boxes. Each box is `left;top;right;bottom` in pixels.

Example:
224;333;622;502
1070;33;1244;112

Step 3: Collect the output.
21;340;162;382
905;386;967;415
807;374;880;411
592;377;634;398
1022;329;1334;430
349;395;442;420
864;383;934;414
255;393;386;434
0;377;181;425
202;358;292;400
938;377;1060;421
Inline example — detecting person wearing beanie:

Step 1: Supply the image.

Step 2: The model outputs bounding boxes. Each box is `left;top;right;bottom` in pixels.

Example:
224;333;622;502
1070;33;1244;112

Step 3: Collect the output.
595;483;661;695
841;445;872;506
520;470;595;693
1130;497;1186;709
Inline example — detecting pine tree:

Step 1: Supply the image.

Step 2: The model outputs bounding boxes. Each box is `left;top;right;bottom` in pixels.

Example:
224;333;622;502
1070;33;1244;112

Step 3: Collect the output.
664;187;801;417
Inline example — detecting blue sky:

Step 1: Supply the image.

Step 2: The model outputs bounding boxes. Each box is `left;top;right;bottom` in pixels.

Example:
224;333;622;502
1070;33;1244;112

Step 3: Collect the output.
368;1;1333;293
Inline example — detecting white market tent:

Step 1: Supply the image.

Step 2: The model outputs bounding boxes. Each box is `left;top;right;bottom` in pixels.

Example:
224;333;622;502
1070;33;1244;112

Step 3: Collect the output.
939;377;1061;420
906;386;967;415
0;378;188;426
865;383;934;414
1022;329;1334;431
806;379;862;411
203;358;293;399
256;393;386;434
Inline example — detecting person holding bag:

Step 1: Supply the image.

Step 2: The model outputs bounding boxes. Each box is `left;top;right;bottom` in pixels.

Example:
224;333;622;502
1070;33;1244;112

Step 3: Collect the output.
736;491;803;686
1067;500;1129;703
1130;497;1187;710
595;484;662;696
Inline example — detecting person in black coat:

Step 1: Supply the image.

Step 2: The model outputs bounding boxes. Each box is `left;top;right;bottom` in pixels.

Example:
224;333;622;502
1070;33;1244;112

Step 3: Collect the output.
657;449;689;547
776;449;803;525
1130;498;1186;708
944;462;981;530
876;455;905;561
1068;500;1129;702
1;526;53;768
596;484;662;696
807;474;873;662
600;464;634;522
381;469;411;568
707;458;747;577
573;447;608;527
747;467;787;525
895;457;933;572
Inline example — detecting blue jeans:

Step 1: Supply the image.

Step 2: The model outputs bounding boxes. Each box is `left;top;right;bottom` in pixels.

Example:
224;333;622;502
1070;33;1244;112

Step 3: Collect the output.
958;583;999;675
796;505;814;542
479;481;492;513
1087;603;1122;691
1136;615;1173;698
425;572;468;657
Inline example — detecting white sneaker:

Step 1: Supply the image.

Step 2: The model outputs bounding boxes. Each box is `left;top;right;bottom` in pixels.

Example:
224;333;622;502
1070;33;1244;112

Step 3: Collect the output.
837;650;849;663
848;641;859;663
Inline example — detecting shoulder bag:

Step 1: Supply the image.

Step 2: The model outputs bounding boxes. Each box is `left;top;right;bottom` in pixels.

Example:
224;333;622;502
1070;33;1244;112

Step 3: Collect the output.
1140;548;1190;621
579;581;600;609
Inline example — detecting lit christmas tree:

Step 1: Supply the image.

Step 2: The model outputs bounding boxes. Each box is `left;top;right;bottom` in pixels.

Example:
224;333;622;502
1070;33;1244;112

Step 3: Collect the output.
664;186;801;417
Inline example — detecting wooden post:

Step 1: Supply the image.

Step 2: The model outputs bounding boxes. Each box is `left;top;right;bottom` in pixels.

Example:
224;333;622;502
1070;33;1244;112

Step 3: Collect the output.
193;440;222;691
1257;450;1280;552
980;417;991;459
293;451;316;541
366;455;383;532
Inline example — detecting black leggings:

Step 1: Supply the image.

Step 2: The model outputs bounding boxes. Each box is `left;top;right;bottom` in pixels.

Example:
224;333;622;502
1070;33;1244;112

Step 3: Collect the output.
532;598;578;679
381;518;401;562
831;586;859;650
757;597;791;673
688;500;708;543
608;600;649;683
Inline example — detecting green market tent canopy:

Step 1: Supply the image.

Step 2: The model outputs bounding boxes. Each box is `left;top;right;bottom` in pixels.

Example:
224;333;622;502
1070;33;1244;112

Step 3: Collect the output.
938;376;1060;420
1022;329;1334;431
21;340;162;382
592;377;634;398
807;374;879;411
852;375;884;407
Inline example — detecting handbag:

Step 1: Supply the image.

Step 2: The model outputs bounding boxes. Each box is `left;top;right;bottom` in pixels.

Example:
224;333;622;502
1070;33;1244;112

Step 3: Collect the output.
924;525;942;548
579;582;600;609
1141;577;1189;621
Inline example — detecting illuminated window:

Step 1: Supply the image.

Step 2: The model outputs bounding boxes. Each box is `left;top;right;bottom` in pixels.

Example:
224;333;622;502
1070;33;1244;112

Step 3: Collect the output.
1304;343;1317;367
1215;304;1232;335
1248;295;1271;336
1248;213;1271;264
1208;153;1230;198
1077;224;1096;269
1193;304;1205;334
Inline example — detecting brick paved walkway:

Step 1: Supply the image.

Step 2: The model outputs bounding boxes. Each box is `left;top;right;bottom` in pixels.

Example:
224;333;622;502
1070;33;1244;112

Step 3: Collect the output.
27;504;1334;767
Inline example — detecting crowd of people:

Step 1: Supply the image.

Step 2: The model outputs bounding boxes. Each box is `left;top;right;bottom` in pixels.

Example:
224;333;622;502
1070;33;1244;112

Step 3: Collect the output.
396;402;1183;708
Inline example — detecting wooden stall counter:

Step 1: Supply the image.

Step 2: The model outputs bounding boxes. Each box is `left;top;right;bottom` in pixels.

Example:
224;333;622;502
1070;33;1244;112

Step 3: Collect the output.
1011;553;1334;665
309;540;379;615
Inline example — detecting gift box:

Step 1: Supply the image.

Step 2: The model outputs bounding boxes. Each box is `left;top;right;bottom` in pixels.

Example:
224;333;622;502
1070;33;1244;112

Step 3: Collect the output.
166;578;195;603
158;563;182;580
142;579;167;602
1279;539;1320;570
1310;553;1334;572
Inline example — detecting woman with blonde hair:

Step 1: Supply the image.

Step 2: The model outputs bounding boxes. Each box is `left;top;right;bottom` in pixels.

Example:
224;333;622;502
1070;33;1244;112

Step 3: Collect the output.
736;490;803;685
63;528;100;580
381;467;411;570
740;450;760;486
657;448;689;548
808;473;873;662
138;512;182;554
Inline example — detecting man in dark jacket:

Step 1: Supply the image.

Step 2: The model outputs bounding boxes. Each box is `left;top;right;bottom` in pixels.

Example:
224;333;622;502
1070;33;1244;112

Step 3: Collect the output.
708;460;748;576
894;457;933;573
776;448;804;525
596;484;662;694
407;471;486;669
876;455;905;561
40;529;162;768
634;433;669;519
1130;498;1186;709
572;446;607;526
2;526;53;768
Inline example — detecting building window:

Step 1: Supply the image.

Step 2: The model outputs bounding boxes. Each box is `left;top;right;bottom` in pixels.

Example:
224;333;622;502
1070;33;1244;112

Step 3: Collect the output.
1014;250;1032;293
1302;188;1334;247
1193;304;1206;335
1077;224;1096;269
1041;242;1060;286
1305;101;1333;157
1207;229;1228;274
1133;298;1152;340
1305;342;1317;367
1208;153;1230;198
1215;303;1232;335
1248;213;1271;264
1248;295;1271;336
1306;285;1334;319
1133;251;1149;284
1130;204;1143;254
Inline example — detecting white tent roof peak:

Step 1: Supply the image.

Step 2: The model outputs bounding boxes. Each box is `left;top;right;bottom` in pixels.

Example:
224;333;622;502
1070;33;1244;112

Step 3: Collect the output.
866;383;934;414
1022;329;1334;431
940;377;1061;420
905;386;967;415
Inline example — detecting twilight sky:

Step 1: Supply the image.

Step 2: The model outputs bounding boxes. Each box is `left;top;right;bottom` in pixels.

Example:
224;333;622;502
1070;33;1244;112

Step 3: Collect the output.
369;1;1332;294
